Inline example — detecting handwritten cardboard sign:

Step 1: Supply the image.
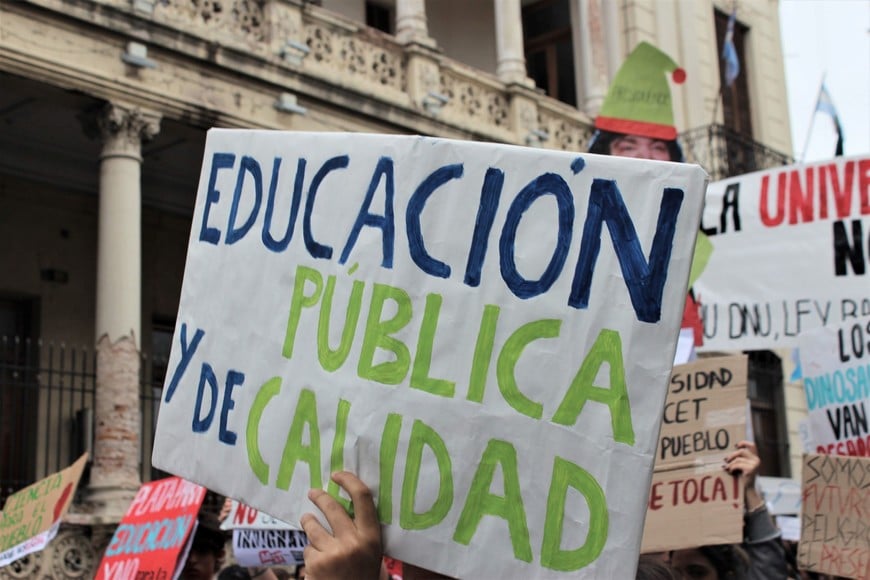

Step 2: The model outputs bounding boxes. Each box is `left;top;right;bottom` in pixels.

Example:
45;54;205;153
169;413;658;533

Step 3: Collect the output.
694;155;870;351
797;453;870;579
641;355;747;552
95;477;206;580
799;315;870;457
152;131;707;578
0;453;88;567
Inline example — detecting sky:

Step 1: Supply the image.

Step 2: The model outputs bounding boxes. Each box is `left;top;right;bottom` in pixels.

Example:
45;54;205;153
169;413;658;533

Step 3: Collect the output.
779;0;869;162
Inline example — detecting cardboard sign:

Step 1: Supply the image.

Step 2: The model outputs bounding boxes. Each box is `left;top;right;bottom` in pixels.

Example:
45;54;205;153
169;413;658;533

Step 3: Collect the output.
0;453;88;567
694;156;870;351
797;453;870;579
152;130;707;578
95;477;206;580
232;528;307;567
799;315;870;457
641;355;747;552
221;500;294;530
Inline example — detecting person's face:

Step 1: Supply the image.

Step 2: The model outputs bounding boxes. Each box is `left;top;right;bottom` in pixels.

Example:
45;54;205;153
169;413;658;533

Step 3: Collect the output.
180;549;222;580
608;135;671;161
670;548;718;580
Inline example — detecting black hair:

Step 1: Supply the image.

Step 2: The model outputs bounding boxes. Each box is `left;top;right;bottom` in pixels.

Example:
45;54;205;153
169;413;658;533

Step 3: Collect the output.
587;129;685;163
191;512;227;556
697;544;751;579
636;555;677;580
218;565;252;580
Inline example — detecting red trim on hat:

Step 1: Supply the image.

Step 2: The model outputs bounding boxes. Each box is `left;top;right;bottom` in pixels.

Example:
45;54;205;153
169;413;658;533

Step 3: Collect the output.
595;116;677;141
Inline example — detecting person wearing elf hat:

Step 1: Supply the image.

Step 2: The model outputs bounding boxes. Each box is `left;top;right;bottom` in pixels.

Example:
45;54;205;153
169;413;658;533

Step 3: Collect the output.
588;41;711;347
588;41;687;162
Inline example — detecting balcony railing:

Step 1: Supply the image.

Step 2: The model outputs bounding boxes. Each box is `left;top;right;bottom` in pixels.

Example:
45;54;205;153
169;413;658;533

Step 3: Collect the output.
39;0;596;150
681;124;793;182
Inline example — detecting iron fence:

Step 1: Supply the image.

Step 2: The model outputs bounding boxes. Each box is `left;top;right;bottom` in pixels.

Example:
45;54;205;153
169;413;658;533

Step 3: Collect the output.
0;336;220;512
680;123;793;181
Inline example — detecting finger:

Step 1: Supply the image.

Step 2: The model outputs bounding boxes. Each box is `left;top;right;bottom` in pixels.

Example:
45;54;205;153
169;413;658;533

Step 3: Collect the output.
302;545;322;578
332;471;379;534
300;512;335;551
736;440;757;455
308;488;355;538
724;458;757;474
723;450;743;464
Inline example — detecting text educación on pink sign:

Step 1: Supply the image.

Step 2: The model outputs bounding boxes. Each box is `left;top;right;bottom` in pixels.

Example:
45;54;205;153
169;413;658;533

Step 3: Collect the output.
96;477;206;580
152;131;707;579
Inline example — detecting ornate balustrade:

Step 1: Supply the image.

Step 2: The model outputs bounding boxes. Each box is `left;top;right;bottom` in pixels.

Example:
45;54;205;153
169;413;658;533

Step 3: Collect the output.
87;0;597;148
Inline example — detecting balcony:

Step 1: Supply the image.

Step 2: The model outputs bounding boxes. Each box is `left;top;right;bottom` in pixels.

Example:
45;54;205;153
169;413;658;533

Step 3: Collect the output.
681;124;794;182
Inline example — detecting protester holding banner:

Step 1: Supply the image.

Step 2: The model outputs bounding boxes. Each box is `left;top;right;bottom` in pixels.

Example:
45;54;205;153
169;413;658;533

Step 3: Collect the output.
668;441;787;580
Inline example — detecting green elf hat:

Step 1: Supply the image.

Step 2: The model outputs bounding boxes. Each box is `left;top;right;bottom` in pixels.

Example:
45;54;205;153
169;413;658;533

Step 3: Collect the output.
595;41;686;140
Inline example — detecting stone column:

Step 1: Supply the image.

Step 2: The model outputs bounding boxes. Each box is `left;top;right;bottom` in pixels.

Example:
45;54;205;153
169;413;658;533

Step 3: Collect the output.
395;0;434;47
573;0;611;117
87;102;160;521
494;0;529;85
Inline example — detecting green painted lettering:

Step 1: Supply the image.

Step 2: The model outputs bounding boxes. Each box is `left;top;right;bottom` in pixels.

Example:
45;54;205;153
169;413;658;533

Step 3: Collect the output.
246;377;281;485
318;276;364;372
541;457;608;571
552;329;634;445
453;440;532;562
497;319;561;419
357;283;412;385
326;399;352;512
283;266;323;359
377;413;403;524
400;420;453;530
275;389;322;491
467;305;500;403
410;293;455;398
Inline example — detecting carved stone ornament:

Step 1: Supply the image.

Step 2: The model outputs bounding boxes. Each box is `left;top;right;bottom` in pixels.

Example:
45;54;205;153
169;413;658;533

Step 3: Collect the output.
0;550;43;579
48;531;97;579
94;103;161;160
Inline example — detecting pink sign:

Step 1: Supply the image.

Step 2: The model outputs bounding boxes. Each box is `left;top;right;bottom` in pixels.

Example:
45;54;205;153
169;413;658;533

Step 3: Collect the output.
96;477;206;580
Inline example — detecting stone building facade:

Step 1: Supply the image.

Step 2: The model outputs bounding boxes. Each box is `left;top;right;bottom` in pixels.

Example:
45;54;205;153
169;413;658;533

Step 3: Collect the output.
0;0;800;577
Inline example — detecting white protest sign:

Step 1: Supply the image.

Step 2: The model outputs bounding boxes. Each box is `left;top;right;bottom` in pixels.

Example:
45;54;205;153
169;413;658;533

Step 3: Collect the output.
152;130;706;578
232;529;307;568
758;476;802;516
694;156;870;351
798;315;870;457
776;516;801;542
221;500;293;531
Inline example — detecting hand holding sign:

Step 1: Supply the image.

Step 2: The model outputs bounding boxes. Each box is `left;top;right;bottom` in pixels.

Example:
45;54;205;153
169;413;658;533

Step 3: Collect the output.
723;441;760;484
301;472;383;580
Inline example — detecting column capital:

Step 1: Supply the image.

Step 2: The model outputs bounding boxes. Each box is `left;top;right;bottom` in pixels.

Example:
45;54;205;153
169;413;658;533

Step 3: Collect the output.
82;102;161;161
